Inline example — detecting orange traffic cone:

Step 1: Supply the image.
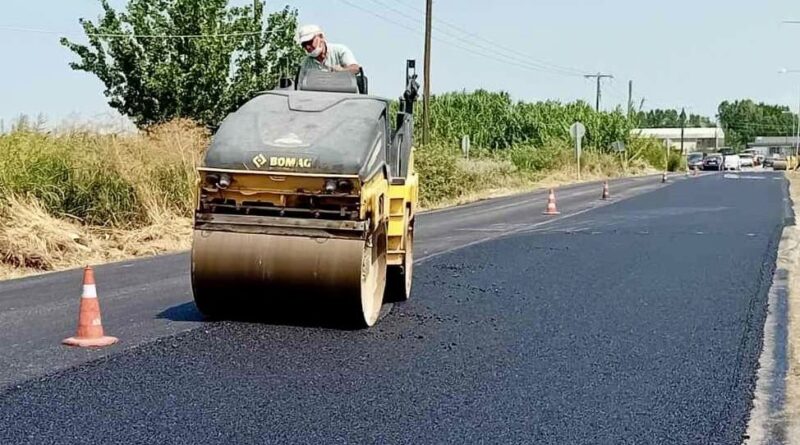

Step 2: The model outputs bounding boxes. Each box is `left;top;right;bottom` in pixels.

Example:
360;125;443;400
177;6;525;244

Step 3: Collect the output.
601;181;610;200
62;266;118;348
543;188;560;215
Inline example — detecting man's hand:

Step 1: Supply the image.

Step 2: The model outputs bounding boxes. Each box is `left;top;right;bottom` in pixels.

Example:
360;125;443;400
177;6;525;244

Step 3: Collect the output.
329;64;361;74
342;64;361;74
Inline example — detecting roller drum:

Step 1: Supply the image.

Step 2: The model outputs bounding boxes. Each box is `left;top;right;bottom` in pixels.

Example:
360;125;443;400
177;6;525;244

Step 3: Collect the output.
191;227;386;326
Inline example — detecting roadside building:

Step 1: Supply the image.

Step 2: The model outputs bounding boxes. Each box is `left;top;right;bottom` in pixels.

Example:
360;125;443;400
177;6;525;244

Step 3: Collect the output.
630;128;725;154
746;136;799;157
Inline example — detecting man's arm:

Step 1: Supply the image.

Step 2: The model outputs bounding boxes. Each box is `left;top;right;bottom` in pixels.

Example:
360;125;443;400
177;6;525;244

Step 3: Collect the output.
333;44;361;74
335;64;361;74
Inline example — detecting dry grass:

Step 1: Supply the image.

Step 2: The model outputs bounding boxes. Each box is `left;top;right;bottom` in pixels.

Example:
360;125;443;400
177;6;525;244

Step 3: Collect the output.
421;151;658;211
0;120;203;279
0;120;659;280
0;195;190;278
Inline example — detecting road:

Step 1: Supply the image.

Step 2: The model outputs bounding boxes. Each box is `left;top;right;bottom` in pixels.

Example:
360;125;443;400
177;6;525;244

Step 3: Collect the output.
0;171;790;444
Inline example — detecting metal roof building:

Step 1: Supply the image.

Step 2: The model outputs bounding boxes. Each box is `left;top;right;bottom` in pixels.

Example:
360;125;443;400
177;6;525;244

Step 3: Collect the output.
746;136;799;156
631;128;725;154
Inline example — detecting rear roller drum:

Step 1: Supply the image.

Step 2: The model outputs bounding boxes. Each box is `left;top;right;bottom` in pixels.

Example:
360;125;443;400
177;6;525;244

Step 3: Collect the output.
386;218;414;303
352;224;388;327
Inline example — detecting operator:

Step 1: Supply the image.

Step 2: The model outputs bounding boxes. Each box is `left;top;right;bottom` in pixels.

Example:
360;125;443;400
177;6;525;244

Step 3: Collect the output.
296;24;361;75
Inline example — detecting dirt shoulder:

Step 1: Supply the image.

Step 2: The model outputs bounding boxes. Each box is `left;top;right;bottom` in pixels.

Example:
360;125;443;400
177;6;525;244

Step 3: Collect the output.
785;171;800;443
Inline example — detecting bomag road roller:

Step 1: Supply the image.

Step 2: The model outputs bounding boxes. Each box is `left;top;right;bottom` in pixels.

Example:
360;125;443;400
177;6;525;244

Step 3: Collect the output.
191;60;420;328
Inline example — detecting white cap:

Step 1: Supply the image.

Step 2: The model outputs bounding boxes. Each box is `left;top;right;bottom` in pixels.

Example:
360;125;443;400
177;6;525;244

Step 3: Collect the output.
296;24;323;44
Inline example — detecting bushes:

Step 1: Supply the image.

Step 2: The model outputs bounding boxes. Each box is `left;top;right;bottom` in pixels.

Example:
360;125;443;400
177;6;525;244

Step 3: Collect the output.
413;143;463;206
505;142;572;173
628;137;685;172
0;120;206;227
413;139;652;208
0;91;669;226
414;143;523;207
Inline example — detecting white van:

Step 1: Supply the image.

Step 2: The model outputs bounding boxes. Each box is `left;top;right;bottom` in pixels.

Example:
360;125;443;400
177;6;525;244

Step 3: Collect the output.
724;154;741;171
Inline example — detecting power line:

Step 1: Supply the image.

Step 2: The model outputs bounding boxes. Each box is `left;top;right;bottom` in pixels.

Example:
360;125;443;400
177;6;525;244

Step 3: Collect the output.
0;25;260;38
389;0;588;76
364;0;587;77
335;0;589;79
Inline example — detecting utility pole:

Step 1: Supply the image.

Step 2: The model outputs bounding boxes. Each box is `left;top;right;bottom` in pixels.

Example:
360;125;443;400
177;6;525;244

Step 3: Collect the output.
584;73;614;112
627;80;633;119
422;0;433;145
796;86;800;158
680;108;686;155
253;0;261;78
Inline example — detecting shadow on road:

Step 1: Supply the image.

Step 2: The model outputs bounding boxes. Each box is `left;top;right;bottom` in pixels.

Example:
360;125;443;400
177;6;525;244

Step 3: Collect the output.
157;299;387;331
157;302;205;322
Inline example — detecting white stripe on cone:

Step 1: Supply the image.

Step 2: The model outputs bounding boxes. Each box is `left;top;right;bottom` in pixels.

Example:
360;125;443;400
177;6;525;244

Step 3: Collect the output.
83;284;97;299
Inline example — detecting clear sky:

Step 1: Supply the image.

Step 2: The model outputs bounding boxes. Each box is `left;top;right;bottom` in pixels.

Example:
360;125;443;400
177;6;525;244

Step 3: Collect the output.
2;0;799;129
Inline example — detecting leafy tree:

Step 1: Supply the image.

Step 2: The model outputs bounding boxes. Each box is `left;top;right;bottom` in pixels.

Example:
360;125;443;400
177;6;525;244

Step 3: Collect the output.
718;100;796;148
60;0;304;129
634;109;715;128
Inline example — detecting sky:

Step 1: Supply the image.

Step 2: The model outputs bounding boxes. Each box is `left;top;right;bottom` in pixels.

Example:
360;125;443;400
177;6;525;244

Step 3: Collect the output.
1;0;800;130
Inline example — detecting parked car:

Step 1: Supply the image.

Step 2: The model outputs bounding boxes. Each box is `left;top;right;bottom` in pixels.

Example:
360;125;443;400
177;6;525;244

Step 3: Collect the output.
687;152;704;170
764;154;785;168
724;154;742;171
739;153;754;168
702;154;724;170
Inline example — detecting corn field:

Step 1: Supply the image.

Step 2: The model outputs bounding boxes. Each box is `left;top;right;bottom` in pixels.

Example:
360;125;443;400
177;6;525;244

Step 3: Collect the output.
421;90;633;151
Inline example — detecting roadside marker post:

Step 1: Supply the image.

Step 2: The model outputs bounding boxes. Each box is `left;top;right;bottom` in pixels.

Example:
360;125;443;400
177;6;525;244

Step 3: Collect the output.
570;122;586;181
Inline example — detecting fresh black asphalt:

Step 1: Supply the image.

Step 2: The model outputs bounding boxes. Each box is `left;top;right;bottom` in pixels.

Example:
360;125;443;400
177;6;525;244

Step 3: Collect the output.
0;174;666;388
0;172;789;444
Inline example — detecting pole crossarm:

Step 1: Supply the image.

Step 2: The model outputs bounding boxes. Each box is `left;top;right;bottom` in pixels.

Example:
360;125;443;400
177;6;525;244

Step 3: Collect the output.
584;73;614;111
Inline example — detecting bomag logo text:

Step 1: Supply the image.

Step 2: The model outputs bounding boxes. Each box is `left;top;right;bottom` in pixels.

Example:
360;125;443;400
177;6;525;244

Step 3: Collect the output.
270;157;313;168
253;154;313;169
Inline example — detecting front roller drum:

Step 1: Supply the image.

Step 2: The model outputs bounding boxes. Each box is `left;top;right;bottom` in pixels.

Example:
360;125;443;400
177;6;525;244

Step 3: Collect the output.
191;226;387;328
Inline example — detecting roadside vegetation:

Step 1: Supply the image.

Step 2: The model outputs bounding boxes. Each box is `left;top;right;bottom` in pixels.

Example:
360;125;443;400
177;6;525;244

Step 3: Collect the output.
0;120;203;278
0;92;675;278
0;0;687;278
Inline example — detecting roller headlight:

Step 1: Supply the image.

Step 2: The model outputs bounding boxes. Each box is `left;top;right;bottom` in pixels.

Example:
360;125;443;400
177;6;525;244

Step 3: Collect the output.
337;179;354;194
324;179;337;193
202;174;220;192
217;173;232;189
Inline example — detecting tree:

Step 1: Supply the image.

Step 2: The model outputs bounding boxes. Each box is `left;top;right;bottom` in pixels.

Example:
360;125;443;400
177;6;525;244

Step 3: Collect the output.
633;109;715;128
717;100;796;148
60;0;304;129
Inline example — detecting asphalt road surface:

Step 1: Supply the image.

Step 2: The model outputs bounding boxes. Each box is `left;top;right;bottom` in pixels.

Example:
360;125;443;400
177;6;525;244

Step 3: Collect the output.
0;172;789;444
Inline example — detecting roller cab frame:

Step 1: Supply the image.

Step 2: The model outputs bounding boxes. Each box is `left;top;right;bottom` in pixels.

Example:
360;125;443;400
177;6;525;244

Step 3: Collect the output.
191;61;420;327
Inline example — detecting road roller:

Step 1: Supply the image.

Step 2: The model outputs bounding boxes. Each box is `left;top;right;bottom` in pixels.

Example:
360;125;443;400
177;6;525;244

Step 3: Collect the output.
191;60;420;328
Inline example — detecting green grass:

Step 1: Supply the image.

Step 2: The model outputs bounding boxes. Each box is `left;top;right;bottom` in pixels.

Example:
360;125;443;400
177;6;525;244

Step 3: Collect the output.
0;120;204;227
0;93;679;229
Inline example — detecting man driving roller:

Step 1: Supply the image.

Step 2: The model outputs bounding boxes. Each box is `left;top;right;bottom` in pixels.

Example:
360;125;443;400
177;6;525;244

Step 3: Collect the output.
296;24;361;75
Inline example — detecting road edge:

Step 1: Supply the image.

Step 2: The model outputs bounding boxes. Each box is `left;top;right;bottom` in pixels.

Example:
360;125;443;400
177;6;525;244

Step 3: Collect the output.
744;173;800;444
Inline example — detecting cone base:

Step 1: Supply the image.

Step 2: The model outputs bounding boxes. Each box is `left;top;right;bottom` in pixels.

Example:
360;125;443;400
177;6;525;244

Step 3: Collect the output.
543;210;561;215
62;335;118;348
